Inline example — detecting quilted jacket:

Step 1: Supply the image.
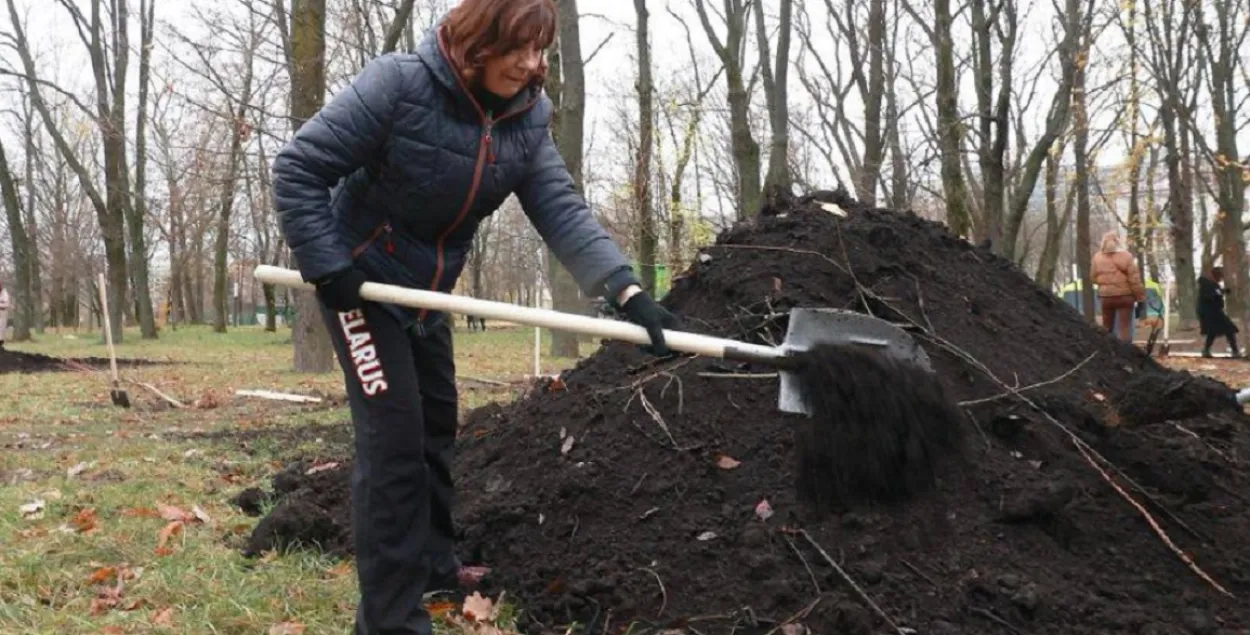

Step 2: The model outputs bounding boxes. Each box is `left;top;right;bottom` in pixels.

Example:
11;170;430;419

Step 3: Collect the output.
272;23;639;330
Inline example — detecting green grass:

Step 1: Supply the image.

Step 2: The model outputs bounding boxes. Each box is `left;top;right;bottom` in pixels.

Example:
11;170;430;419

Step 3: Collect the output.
0;324;582;634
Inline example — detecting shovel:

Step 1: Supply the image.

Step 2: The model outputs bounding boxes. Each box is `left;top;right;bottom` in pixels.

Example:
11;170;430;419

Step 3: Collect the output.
96;273;130;408
255;265;964;508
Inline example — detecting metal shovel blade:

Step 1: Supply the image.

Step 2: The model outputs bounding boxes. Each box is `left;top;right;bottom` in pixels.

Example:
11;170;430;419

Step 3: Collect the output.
778;308;933;415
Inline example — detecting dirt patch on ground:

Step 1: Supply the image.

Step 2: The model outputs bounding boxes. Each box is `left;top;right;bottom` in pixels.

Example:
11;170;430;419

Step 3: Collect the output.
0;348;164;374
234;188;1250;634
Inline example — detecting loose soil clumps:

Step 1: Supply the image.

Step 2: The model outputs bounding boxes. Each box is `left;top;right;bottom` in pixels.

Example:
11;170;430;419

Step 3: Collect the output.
236;189;1250;634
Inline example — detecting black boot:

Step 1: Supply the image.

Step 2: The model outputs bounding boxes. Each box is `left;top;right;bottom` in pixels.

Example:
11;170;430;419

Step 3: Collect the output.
1202;347;1213;358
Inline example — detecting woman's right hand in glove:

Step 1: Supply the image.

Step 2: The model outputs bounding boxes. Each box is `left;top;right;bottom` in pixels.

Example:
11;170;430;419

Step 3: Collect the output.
315;267;368;312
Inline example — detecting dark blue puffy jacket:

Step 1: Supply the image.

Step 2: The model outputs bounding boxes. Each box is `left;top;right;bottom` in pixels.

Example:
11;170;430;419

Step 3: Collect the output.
272;24;639;330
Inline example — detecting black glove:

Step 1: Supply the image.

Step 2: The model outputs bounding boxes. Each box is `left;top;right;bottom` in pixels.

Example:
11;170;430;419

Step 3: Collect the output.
315;267;367;312
619;291;680;356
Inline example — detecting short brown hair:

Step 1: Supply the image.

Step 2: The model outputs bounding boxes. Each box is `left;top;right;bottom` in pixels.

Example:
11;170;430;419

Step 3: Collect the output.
440;0;557;84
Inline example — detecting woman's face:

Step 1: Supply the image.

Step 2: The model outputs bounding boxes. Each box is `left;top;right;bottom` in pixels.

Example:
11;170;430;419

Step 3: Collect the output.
481;44;543;99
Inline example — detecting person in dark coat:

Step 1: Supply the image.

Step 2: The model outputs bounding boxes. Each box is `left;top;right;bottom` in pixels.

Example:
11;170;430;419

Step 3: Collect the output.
1197;266;1240;358
270;1;679;632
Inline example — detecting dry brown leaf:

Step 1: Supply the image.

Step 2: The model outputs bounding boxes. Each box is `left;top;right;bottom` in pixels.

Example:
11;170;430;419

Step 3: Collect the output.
88;566;117;584
71;507;99;533
268;622;306;635
121;506;162;518
191;504;211;524
325;561;354;578
157;503;189;522
461;591;498;622
152;606;175;626
715;455;741;470
100;627;124;635
780;623;810;635
156;520;183;554
427;600;456;618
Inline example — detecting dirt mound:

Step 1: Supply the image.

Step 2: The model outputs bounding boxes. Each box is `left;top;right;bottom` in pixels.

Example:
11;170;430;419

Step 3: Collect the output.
235;188;1250;634
0;348;162;374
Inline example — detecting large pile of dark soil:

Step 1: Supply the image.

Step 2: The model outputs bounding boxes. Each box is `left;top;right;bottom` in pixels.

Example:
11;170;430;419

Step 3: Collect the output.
0;348;160;374
235;189;1250;634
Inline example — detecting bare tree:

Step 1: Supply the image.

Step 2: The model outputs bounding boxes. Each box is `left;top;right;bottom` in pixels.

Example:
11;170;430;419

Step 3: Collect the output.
691;0;761;218
0;138;32;340
633;0;658;294
753;0;792;196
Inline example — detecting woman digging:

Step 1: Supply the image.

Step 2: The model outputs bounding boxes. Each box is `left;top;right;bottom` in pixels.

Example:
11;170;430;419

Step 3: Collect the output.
270;1;678;633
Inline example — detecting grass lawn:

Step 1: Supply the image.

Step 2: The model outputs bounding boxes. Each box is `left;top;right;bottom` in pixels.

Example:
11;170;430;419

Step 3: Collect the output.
0;323;582;634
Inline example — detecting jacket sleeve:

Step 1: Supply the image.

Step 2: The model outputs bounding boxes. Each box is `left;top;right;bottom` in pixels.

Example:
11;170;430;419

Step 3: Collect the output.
515;127;640;300
271;55;402;283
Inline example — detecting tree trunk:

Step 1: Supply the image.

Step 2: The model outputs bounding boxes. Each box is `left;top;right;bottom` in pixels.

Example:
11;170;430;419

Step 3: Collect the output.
1073;32;1094;322
693;0;761;218
635;0;657;295
130;0;158;338
543;0;589;358
0;139;33;341
286;0;336;372
754;0;792;198
932;0;972;236
21;87;43;333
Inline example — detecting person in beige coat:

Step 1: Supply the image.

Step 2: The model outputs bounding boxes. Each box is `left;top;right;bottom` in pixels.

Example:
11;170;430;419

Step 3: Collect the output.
1091;231;1146;342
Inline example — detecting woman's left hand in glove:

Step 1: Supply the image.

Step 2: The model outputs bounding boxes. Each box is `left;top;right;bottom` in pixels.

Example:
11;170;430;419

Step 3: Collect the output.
618;287;680;356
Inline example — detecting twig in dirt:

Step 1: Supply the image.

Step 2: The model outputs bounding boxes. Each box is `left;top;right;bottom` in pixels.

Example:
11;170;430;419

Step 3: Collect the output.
762;596;824;635
964;411;992;451
697;372;779;379
832;219;873;317
899;558;936;587
968;606;1021;634
799;529;906;634
958;352;1098;406
128;380;184;408
912;276;937;335
627;388;678;447
1073;440;1232;597
660;373;684;415
640;567;668;617
782;533;821;595
1171;423;1234;464
630;472;648;495
457;374;511;387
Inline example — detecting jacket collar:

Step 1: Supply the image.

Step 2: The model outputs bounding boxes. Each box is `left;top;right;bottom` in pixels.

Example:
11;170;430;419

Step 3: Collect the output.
415;19;543;122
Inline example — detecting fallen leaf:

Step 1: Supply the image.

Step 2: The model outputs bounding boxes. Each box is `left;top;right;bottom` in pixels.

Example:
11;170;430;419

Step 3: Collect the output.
820;202;848;217
191;504;211;523
715;455;741;470
156;521;183;553
72;507;99;533
696;531;718;541
268;623;306;635
560;435;575;455
157;503;189;522
121;507;162;518
88;566;118;584
780;623;810;635
19;498;45;519
462;591;499;622
152;606;175;626
773;277;782;292
755;499;774;521
325;561;354;578
67;461;91;478
427;600;457;617
100;627;124;635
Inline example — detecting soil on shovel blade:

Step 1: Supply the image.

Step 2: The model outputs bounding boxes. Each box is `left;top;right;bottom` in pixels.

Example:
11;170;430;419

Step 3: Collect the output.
235;188;1250;634
0;348;160;374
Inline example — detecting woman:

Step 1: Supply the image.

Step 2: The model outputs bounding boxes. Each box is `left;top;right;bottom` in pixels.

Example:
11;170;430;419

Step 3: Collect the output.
1091;231;1145;342
271;1;678;633
1198;265;1240;358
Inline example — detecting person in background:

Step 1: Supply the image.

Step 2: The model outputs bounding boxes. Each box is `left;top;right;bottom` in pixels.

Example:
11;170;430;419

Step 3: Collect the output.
0;281;9;349
1091;231;1146;342
1197;265;1240;358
